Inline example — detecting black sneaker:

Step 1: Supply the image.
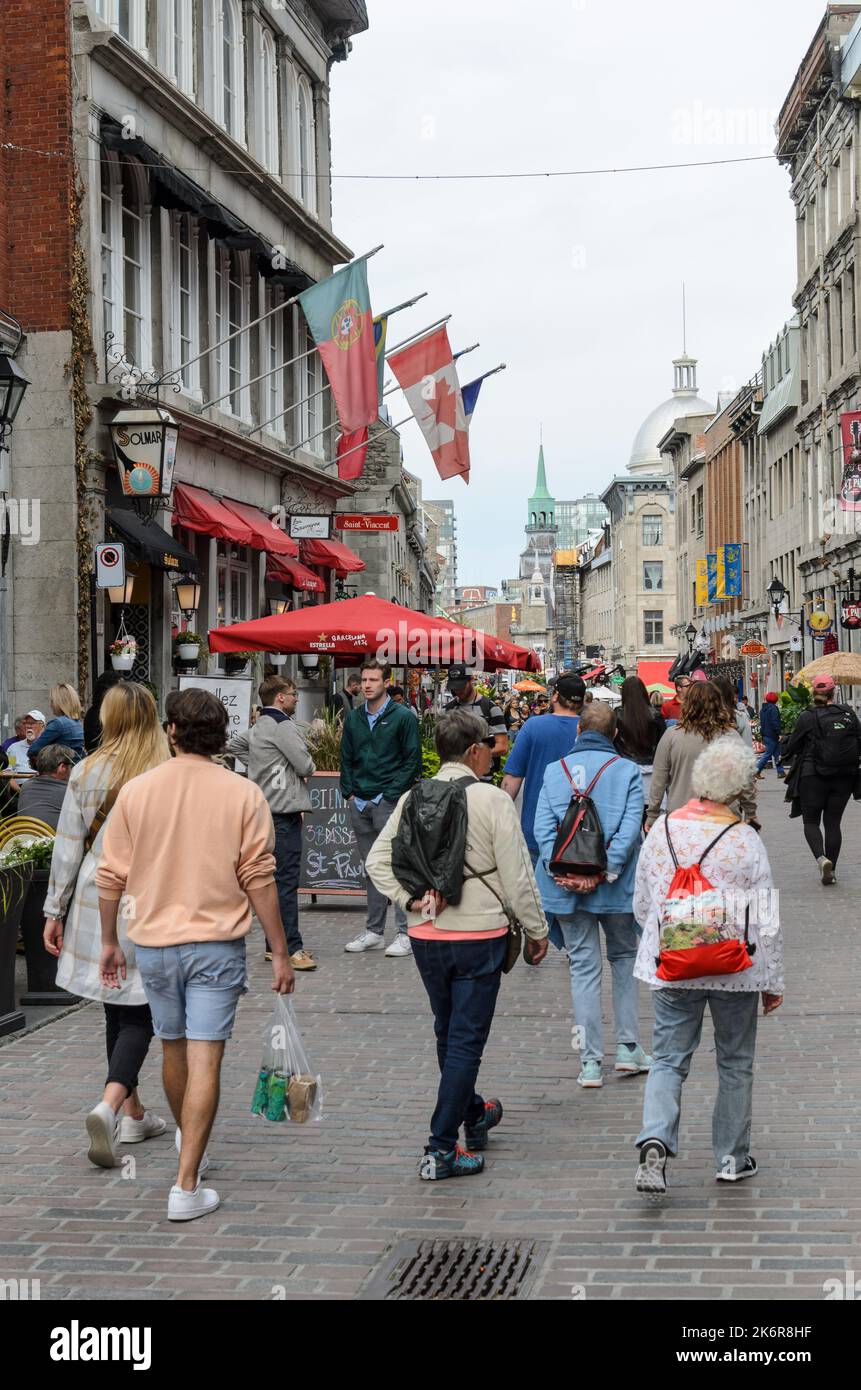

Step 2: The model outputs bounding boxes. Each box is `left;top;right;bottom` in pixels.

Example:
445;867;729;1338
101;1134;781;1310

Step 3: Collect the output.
716;1155;758;1183
463;1099;503;1152
635;1138;668;1195
418;1145;485;1180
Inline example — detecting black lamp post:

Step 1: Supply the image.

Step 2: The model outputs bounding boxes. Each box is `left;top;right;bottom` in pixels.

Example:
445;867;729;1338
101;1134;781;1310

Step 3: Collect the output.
0;351;31;451
685;621;697;651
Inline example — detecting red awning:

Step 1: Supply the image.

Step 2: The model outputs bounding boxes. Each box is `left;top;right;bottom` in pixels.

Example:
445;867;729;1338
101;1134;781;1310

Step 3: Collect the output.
300;536;365;577
172;483;254;545
220;498;299;558
266;554;325;593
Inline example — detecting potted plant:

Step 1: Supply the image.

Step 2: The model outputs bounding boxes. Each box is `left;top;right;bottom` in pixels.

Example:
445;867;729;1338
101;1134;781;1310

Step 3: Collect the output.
224;650;255;675
173;630;203;663
0;845;34;1035
269;652;287;668
1;838;76;1007
109;636;137;671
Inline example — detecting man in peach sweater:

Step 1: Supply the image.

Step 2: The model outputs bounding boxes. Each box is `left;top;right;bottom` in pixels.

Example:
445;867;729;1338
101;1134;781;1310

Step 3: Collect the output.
96;688;294;1222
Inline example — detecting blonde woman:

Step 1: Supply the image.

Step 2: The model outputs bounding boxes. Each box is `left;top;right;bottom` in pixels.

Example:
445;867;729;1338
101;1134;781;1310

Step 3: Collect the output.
43;683;170;1168
29;683;84;761
645;682;757;830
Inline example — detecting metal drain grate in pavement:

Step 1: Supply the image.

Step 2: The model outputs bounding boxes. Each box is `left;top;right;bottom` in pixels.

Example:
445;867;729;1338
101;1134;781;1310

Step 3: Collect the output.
359;1238;548;1301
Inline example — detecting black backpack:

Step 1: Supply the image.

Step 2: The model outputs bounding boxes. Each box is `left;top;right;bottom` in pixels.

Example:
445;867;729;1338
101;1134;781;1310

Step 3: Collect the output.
811;705;861;778
390;777;472;904
549;756;619;876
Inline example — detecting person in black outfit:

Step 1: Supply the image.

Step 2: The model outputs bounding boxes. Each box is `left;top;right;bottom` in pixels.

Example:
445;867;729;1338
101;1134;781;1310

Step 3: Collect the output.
83;670;124;754
614;676;667;766
781;673;861;885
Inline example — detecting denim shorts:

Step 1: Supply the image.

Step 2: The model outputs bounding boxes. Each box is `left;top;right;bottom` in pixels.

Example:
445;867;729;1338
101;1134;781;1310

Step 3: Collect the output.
135;940;248;1042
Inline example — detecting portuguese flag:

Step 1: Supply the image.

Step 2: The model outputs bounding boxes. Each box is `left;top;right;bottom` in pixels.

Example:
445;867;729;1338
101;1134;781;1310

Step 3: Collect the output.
298;261;378;434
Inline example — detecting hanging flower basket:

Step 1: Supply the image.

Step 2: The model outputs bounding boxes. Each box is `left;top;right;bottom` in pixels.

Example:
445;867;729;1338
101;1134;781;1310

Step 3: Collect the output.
173;631;203;664
224;651;254;675
109;636;137;671
269;653;287;667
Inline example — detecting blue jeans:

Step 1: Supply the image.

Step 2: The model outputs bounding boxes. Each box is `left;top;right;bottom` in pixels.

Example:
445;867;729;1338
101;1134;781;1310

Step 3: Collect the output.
756;737;784;774
411;935;507;1151
273;812;303;955
557;911;640;1063
636;988;758;1171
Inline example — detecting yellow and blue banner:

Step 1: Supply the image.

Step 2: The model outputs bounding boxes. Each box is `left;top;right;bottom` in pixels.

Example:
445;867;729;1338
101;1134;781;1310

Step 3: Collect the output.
695;558;709;606
707;552;719;602
723;543;743;598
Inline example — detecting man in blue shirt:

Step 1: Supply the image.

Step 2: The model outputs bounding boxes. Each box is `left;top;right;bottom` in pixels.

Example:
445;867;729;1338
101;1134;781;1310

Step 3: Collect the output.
502;672;585;857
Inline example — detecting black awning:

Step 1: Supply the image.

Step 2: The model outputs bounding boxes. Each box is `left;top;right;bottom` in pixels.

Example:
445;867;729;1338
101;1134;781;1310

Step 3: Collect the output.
106;508;197;574
100;117;314;291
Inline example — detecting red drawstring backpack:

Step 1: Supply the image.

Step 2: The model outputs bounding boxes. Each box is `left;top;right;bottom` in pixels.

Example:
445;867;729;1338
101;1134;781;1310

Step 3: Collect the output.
655;816;755;982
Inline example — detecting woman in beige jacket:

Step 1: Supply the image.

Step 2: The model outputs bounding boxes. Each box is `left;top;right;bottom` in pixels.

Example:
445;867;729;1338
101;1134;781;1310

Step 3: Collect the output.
366;708;548;1182
645;682;757;830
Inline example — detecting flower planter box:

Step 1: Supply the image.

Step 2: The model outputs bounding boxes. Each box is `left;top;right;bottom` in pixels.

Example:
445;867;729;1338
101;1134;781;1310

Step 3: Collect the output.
19;868;79;1007
0;863;32;1035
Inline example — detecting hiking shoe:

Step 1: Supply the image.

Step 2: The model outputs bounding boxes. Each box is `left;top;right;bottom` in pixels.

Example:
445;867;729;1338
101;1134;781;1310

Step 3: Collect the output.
635;1138;668;1195
384;935;413;957
344;930;386;952
577;1061;603;1088
463;1099;503;1151
290;950;317;970
85;1102;118;1169
119;1110;167;1144
716;1156;758;1183
418;1145;485;1180
615;1043;652;1075
818;857;835;885
168;1184;220;1221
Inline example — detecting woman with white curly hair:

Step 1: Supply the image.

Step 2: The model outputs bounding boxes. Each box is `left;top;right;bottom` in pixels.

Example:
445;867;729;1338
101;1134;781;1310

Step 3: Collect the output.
631;735;785;1198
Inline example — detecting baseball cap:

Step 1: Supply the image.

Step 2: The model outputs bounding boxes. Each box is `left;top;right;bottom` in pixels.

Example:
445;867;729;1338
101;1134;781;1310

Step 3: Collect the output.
26;709;46;721
689;669;708;683
552;671;586;702
446;663;474;693
812;674;835;693
765;691;779;703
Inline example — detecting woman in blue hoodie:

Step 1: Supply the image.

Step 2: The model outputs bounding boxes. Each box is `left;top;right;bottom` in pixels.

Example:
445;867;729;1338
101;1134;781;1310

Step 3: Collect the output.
534;700;650;1089
29;684;85;762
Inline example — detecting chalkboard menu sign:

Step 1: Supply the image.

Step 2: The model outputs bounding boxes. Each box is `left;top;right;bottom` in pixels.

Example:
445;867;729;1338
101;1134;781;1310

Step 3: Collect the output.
299;772;366;898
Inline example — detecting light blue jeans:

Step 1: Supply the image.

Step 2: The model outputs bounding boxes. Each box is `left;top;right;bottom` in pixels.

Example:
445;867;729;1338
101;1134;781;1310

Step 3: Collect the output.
636;988;758;1172
557;911;640;1064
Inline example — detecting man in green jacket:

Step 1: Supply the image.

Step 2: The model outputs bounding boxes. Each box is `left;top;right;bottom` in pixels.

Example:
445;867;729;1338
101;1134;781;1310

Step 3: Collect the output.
340;658;422;957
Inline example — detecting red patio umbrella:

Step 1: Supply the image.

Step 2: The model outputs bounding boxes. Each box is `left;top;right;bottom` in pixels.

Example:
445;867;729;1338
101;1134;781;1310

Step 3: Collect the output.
208;594;541;672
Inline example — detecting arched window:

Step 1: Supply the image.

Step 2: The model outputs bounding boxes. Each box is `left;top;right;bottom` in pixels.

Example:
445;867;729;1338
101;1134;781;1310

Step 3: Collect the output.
297;77;317;212
258;29;279;174
163;0;194;93
98;0;147;50
223;0;237;134
204;0;245;141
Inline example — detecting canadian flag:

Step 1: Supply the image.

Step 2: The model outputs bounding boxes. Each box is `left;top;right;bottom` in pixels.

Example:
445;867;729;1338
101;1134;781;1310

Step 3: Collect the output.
388;326;470;483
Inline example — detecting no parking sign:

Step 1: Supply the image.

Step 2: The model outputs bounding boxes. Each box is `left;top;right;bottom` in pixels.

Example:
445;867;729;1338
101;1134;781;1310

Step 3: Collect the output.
95;542;126;589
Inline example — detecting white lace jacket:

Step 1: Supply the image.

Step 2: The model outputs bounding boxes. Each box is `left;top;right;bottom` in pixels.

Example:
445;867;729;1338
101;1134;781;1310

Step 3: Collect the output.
633;813;785;993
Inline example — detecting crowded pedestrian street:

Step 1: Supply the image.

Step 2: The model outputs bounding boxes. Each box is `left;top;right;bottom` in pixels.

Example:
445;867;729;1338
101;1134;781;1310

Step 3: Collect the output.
1;777;857;1303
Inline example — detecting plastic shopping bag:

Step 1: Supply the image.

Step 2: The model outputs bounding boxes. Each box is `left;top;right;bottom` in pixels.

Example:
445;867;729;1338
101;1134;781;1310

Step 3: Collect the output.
250;995;323;1124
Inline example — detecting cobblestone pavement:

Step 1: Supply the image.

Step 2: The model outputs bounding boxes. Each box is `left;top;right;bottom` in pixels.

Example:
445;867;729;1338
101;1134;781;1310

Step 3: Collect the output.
1;778;860;1301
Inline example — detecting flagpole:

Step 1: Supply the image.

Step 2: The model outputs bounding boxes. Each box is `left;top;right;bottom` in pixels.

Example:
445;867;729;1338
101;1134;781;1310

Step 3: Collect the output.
453;343;480;360
384;316;452;358
163;244;384;388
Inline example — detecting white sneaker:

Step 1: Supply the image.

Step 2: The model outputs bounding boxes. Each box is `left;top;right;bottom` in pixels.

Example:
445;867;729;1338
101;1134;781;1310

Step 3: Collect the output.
119;1110;167;1144
167;1184;220;1222
85;1102;119;1169
385;935;413;957
174;1127;210;1176
344;930;386;952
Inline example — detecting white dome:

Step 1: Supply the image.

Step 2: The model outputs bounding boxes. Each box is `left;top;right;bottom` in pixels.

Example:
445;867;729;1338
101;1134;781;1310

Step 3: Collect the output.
628;354;715;474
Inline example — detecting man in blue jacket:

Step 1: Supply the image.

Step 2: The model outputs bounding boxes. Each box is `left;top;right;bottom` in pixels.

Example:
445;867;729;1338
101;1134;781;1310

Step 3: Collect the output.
534;701;651;1089
340;658;423;957
755;692;785;778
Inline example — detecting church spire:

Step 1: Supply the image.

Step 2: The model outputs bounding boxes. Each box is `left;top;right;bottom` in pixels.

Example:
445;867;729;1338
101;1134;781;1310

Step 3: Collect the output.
527;436;556;530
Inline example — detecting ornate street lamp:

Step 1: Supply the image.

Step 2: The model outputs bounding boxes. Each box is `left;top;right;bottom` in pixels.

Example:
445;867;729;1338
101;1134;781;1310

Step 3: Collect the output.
268;596;290;616
174;577;202;620
766;575;787;616
685;621;697;651
107;574;136;606
0;350;30;451
109;406;179;523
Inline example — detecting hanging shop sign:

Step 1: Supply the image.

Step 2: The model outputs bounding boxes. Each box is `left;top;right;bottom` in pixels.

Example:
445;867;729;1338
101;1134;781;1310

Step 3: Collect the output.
739;639;767;657
839;411;861;513
288;514;331;540
807;607;834;641
109;407;178;500
840;595;861;630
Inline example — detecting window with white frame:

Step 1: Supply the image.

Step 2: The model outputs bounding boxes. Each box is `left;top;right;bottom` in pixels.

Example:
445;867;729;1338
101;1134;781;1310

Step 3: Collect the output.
202;0;246;143
297;315;323;453
97;0;147;50
216;539;252;631
262;284;288;438
257;27;280;175
213;245;249;419
297;76;317;212
644;610;664;646
160;0;194;93
171;212;200;393
100;150;152;370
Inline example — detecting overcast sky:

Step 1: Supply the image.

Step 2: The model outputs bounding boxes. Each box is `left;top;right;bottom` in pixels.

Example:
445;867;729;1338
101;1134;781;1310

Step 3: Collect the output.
329;0;823;586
